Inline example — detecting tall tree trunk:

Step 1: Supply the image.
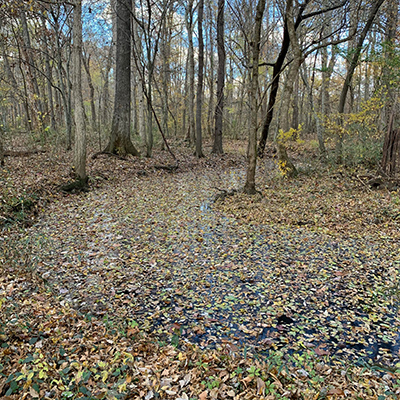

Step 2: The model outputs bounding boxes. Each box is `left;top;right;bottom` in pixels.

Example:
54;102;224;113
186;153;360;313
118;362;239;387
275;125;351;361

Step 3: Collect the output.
82;54;97;133
212;0;225;154
20;10;44;131
196;0;205;158
101;43;113;128
182;50;189;139
54;15;72;150
243;0;266;194
275;0;301;178
292;72;299;130
335;0;386;163
104;0;139;156
206;0;214;139
132;8;146;143
0;136;3;166
161;5;172;151
186;0;195;145
302;60;326;161
41;15;56;131
72;0;86;181
383;0;398;126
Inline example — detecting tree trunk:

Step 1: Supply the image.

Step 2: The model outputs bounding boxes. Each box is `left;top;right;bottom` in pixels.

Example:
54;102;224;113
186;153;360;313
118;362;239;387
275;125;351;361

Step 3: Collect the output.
161;7;172;151
212;0;225;154
132;8;146;143
382;114;400;176
186;0;195;146
206;1;214;139
336;0;386;163
82;54;97;133
195;0;205;158
302;61;326;162
275;0;300;178
0;137;3;166
20;10;44;131
41;15;56;131
257;1;309;157
104;0;139;156
54;15;72;150
383;0;398;127
292;72;299;130
72;0;86;181
243;0;266;194
101;43;113;128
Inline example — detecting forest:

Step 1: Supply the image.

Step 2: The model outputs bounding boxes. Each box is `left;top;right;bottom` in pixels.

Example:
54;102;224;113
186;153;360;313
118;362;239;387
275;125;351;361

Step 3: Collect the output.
1;0;400;399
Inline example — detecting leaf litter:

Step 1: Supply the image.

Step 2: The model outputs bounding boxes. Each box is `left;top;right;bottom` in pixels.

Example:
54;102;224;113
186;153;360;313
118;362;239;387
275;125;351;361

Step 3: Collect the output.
1;142;400;399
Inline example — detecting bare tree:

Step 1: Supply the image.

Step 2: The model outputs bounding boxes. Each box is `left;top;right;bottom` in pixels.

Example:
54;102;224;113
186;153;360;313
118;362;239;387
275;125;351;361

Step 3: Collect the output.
335;0;386;163
257;0;349;157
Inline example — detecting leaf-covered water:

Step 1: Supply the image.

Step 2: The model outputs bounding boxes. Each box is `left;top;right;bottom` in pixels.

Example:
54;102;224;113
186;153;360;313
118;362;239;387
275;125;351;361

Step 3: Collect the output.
28;167;400;367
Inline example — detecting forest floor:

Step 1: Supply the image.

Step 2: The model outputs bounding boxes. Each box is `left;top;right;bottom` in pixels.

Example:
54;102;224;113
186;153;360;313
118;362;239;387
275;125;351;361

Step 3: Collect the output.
1;139;400;399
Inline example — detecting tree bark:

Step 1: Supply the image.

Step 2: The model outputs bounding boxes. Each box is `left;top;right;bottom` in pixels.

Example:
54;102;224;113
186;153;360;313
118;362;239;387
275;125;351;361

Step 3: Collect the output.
195;0;205;158
206;1;214;139
72;0;86;181
20;10;44;131
104;0;139;156
243;0;266;194
132;7;146;143
82;54;97;133
40;15;56;131
53;12;72;150
186;0;195;145
212;0;225;154
161;4;172;151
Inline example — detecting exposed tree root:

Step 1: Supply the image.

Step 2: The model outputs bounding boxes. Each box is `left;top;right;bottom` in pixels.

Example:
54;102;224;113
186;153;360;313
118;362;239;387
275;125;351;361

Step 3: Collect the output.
154;164;179;172
60;177;89;193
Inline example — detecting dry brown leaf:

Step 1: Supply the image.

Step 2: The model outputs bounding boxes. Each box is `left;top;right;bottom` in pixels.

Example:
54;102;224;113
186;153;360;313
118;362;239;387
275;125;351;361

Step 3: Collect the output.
199;390;208;400
256;377;265;395
327;387;345;395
